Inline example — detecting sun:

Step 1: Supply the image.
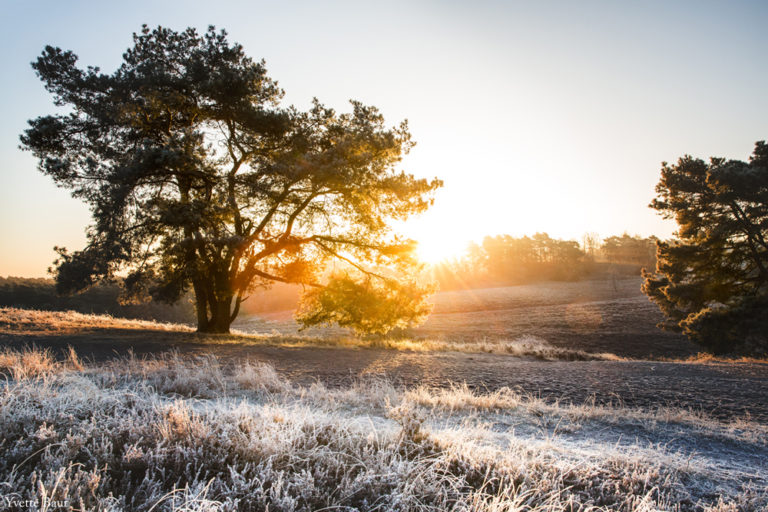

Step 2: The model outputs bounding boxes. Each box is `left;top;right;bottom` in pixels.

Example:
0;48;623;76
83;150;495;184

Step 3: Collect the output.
414;235;468;264
397;209;476;265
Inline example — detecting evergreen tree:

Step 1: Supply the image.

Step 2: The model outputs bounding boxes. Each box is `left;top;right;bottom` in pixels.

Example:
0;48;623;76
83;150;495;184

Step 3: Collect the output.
21;25;441;333
643;141;768;354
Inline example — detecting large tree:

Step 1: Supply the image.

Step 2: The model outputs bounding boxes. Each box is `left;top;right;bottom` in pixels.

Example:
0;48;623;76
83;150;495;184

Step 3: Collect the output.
642;141;768;355
21;25;442;333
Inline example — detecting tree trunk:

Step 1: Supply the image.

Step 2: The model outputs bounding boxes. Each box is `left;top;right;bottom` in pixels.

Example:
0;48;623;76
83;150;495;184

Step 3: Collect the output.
198;296;234;333
192;280;210;332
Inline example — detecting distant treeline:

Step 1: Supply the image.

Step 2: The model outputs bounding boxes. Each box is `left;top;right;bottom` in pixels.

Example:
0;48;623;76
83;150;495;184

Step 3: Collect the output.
433;233;658;290
0;276;194;323
2;234;658;318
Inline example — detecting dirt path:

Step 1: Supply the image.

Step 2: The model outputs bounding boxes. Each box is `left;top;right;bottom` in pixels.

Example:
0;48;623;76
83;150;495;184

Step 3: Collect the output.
4;333;767;423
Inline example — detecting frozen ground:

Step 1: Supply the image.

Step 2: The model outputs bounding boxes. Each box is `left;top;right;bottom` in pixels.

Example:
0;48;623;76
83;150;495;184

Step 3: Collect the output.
0;348;765;511
1;286;767;509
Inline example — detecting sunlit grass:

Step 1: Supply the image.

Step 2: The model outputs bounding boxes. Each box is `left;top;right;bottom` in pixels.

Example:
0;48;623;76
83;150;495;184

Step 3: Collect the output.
662;352;768;364
0;306;194;334
0;307;621;360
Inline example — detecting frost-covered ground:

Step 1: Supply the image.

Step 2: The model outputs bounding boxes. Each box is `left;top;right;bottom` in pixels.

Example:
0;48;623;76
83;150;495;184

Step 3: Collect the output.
0;348;765;511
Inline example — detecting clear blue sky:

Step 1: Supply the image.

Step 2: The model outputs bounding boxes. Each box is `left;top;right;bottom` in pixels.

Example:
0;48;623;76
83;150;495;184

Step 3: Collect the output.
1;0;767;274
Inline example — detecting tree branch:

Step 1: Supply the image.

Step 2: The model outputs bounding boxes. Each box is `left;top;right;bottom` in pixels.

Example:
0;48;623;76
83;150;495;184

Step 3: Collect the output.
312;239;390;282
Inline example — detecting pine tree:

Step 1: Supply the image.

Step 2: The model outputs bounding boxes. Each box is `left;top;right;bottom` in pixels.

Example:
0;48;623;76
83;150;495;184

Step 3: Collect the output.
21;25;441;333
643;141;768;355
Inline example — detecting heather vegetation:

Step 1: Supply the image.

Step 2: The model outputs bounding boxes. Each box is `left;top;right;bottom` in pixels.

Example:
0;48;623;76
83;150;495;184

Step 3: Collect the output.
0;347;764;511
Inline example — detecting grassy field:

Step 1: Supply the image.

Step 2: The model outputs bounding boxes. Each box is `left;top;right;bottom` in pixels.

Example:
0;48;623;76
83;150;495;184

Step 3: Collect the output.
1;281;766;510
0;307;195;335
0;277;700;360
0;347;765;511
0;277;748;363
0;306;621;362
235;277;697;359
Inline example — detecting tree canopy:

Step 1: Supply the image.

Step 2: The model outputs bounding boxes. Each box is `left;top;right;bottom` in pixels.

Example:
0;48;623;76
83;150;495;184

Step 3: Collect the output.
21;25;442;333
642;141;768;355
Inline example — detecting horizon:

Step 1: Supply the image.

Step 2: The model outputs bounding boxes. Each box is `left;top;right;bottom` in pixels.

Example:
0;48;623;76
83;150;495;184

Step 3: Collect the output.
1;0;767;276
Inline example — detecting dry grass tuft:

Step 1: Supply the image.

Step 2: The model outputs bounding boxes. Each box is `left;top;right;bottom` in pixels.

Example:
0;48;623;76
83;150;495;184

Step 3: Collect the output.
0;346;57;379
663;352;768;364
233;361;291;394
377;334;625;361
0;347;764;511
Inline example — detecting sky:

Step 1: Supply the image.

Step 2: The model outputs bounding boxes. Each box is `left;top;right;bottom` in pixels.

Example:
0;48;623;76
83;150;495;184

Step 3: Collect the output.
1;0;767;275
